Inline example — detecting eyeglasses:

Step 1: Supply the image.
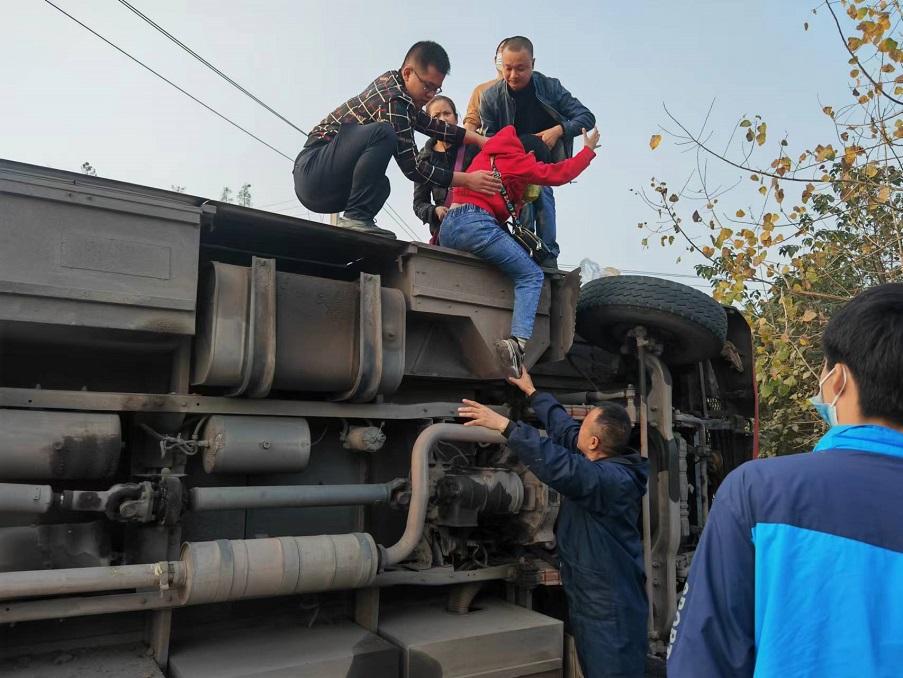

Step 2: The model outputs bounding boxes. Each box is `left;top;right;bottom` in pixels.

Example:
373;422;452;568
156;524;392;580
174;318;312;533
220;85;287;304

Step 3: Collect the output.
412;69;442;95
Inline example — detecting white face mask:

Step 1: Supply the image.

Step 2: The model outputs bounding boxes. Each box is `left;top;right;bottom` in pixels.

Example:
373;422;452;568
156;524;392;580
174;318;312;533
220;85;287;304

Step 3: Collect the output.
809;365;847;428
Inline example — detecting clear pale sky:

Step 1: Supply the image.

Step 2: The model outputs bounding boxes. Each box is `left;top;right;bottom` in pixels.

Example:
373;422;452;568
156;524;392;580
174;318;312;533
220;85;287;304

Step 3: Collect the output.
2;1;854;283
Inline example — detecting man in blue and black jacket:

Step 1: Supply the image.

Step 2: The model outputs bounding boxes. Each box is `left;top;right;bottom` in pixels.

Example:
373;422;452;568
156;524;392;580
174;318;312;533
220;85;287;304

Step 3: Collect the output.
668;283;903;677
458;370;648;678
479;35;595;266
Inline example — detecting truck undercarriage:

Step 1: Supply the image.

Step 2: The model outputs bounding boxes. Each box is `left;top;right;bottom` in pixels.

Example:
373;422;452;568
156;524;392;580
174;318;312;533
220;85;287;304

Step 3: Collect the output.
0;158;755;677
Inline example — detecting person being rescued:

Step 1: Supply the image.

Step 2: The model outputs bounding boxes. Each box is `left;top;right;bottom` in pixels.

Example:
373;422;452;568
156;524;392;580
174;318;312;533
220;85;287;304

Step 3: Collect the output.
412;96;480;244
439;123;600;377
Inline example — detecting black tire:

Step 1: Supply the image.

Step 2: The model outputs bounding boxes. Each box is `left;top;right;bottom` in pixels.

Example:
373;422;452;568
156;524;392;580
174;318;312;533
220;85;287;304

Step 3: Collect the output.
576;275;727;366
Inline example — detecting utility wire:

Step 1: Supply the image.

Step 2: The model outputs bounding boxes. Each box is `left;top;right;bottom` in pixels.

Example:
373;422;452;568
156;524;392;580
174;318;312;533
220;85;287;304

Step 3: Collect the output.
43;0;294;162
383;202;421;240
114;0;421;237
45;0;433;238
115;0;308;137
381;202;420;241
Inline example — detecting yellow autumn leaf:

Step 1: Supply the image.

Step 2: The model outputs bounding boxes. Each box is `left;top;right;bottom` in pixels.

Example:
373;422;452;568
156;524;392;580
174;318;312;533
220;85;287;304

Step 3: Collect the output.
736;209;746;218
877;185;891;203
649;134;662;150
801;309;817;322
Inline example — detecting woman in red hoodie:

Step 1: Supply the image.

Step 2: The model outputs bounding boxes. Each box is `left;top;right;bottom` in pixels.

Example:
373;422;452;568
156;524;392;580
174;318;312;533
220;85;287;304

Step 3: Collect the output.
440;124;600;377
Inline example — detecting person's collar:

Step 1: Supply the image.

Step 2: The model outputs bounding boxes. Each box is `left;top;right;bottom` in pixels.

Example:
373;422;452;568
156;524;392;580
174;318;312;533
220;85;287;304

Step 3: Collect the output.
506;77;535;98
390;70;413;101
813;424;903;459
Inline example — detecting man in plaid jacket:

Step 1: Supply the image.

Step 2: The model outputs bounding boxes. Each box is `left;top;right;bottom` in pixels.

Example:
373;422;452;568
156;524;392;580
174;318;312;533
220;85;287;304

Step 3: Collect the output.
294;41;501;238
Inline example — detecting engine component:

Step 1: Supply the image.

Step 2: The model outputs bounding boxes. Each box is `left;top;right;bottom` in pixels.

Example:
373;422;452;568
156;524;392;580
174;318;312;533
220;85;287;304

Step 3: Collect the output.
59;481;157;523
0;409;121;479
201;415;311;474
192;262;406;401
341;425;386;452
188;480;403;511
512;470;561;547
0;482;54;514
435;469;524;528
383;424;506;566
177;533;378;605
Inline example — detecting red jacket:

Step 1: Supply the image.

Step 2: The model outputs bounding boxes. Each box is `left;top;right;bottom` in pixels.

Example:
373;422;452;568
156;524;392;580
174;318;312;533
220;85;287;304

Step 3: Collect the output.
451;125;596;223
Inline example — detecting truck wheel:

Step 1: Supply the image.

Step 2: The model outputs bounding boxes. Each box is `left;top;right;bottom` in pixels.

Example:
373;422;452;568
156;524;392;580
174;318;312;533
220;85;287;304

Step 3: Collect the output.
576;275;728;366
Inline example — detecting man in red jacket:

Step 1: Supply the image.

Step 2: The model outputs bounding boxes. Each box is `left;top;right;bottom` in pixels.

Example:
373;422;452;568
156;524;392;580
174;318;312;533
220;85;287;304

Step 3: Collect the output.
440;124;599;376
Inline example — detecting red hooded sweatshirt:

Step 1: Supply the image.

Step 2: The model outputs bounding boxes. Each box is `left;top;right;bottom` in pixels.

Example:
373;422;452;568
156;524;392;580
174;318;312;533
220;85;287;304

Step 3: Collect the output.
451;125;596;224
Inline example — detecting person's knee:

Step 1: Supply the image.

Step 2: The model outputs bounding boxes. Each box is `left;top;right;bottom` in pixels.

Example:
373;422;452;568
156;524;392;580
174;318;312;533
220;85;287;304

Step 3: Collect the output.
372;122;397;146
526;265;545;290
376;175;391;203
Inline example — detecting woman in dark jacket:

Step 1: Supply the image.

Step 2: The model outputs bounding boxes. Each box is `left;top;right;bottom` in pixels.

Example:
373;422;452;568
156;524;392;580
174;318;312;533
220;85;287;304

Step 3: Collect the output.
412;96;480;241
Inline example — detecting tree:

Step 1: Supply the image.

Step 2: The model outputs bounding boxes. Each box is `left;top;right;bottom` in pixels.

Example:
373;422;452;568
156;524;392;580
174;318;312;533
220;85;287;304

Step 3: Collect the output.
220;183;253;207
81;161;97;176
640;0;902;455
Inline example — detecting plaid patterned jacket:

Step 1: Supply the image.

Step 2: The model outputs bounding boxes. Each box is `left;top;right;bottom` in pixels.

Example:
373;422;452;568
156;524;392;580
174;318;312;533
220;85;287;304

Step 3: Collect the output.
306;71;466;187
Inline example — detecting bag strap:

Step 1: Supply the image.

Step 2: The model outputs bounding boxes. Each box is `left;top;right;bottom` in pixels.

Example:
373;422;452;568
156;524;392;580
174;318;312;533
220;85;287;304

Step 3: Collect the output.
443;145;468;208
453;144;467;172
490;155;521;228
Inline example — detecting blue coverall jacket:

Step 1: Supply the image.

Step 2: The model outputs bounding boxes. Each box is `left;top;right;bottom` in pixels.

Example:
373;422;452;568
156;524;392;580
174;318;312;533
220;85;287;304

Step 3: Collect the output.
667;424;903;677
504;392;649;677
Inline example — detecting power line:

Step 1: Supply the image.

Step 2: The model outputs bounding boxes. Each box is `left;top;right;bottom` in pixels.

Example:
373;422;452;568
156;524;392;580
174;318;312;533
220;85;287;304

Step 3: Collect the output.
381;202;420;241
114;1;424;237
110;1;421;238
46;0;431;240
43;0;294;162
115;0;308;137
384;202;421;240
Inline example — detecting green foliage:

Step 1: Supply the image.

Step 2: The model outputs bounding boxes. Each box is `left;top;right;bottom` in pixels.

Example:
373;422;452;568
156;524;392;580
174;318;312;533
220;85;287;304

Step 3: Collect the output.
642;0;903;455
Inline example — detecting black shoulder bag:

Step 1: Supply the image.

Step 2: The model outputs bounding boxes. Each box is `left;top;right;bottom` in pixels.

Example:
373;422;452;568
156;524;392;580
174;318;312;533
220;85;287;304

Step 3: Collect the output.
490;156;553;263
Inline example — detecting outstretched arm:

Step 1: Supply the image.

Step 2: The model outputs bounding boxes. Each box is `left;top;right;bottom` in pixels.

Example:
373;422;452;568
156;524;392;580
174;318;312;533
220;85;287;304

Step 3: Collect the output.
517;128;600;187
508;371;579;450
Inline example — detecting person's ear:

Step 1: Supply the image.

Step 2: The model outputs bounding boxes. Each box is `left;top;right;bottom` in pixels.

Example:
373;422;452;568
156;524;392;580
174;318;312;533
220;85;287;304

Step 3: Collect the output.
531;58;536;68
825;363;849;402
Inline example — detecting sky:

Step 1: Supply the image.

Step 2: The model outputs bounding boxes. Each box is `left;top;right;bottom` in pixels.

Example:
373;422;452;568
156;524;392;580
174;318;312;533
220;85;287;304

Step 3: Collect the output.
2;1;856;285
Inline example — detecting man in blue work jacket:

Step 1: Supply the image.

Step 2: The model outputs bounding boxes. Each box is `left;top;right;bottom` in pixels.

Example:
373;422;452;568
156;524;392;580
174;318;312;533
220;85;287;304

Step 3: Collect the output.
458;370;649;678
668;283;903;677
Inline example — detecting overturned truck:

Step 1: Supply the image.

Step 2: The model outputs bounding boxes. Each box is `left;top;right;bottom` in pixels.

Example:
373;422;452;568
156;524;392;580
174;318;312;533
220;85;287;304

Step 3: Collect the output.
0;159;755;677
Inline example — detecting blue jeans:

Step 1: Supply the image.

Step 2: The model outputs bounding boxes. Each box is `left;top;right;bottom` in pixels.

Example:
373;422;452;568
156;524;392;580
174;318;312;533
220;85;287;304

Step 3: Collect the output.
519;186;559;260
439;204;544;339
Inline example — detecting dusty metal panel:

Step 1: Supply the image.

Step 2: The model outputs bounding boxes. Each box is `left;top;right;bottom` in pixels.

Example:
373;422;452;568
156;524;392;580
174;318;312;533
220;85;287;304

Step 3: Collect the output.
0;166;200;335
0;522;110;572
386;245;556;380
0;642;165;678
193;263;405;399
0;387;468;419
0;409;121;479
169;622;400;678
379;598;563;678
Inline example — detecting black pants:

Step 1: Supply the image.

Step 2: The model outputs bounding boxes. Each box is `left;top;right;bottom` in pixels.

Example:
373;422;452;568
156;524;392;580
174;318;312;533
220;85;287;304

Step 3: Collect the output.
293;123;396;221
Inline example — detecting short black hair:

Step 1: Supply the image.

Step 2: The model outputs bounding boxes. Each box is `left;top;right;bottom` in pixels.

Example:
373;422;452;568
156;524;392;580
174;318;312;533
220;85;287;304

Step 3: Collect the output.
502;36;534;57
588;402;633;455
426;95;457;117
823;283;903;426
495;37;510;56
401;41;451;76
